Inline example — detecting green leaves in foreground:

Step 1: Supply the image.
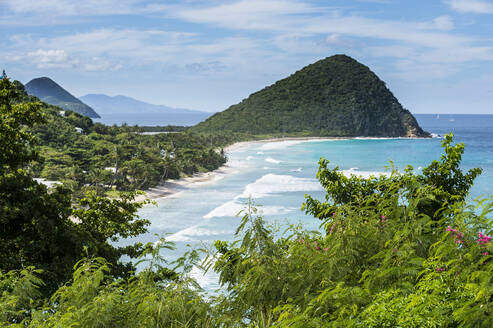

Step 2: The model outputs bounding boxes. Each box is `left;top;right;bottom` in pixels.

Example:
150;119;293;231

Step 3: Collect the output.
0;240;215;328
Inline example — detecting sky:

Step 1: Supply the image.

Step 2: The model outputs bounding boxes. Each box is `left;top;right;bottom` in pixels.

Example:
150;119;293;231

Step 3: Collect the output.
1;0;493;114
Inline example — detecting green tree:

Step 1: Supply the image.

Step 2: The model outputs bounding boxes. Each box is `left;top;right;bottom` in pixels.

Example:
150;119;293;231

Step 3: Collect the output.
0;78;150;295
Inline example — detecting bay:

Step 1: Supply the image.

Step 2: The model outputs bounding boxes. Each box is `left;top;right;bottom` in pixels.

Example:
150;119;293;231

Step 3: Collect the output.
124;114;493;291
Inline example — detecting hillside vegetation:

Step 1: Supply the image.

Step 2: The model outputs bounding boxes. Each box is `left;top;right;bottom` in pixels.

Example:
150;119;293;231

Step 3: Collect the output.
25;77;100;118
12;79;235;195
193;55;429;137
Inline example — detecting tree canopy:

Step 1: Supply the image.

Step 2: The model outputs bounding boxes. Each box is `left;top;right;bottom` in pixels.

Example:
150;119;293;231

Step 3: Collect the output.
0;77;151;295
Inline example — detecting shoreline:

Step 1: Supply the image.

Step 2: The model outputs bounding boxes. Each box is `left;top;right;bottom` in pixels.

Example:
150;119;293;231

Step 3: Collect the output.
137;137;338;203
135;159;241;203
138;135;431;203
223;135;433;152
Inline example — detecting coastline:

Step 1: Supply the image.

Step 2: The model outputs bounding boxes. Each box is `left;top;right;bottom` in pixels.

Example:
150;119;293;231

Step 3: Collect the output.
137;135;430;203
135;158;241;203
137;137;338;203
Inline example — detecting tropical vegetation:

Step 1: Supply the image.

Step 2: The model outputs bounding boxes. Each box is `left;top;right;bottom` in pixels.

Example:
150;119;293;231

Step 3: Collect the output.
5;78;234;196
0;76;491;327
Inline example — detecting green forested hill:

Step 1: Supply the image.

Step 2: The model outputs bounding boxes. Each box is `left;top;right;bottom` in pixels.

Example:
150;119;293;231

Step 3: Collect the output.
25;77;100;118
193;55;429;137
7;79;232;194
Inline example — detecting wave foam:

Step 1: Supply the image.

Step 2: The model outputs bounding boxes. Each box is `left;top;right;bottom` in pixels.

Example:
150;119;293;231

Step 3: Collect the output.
204;199;298;218
258;140;305;150
168;225;232;242
265;157;282;164
190;263;220;291
237;173;322;199
204;200;243;219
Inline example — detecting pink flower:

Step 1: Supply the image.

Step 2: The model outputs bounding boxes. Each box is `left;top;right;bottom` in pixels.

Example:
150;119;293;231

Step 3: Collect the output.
314;241;321;250
446;226;456;233
477;232;492;245
446;226;464;244
380;215;386;223
329;224;335;234
324;248;329;251
435;266;446;273
482;252;489;256
393;248;397;253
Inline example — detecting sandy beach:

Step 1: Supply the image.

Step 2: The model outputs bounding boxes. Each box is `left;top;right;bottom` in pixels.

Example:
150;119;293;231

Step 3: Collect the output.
136;137;341;203
135;162;240;203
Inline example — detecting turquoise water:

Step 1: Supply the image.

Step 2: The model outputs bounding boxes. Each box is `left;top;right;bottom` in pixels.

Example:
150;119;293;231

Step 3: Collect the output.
125;114;493;290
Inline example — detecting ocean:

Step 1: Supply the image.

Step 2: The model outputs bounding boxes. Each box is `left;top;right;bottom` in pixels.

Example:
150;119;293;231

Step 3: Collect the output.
123;114;493;291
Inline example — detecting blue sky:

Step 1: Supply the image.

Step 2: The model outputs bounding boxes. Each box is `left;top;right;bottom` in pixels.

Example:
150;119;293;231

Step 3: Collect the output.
1;0;493;113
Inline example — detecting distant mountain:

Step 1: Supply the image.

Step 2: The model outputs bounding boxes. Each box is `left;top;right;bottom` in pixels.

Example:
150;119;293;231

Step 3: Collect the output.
192;55;429;137
25;77;100;118
79;94;212;126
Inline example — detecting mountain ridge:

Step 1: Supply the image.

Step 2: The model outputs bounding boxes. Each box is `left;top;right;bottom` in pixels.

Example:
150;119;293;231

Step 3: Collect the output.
80;93;213;126
25;77;100;118
79;94;207;115
192;54;429;138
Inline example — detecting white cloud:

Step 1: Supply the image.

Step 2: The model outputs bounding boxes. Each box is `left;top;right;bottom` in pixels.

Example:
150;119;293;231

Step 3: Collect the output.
356;0;392;3
2;0;143;16
418;16;454;31
172;0;317;31
448;0;493;14
165;0;493;80
170;2;467;48
324;34;362;49
26;49;69;68
2;0;493;86
4;28;271;75
16;48;122;71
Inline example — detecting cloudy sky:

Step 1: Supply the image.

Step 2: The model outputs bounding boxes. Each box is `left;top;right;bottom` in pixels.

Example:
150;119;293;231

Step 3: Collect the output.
1;0;493;113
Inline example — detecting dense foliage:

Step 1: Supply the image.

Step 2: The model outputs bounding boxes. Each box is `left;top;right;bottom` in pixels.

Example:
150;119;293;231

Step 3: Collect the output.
31;109;228;194
1;77;491;326
25;77;100;118
0;77;154;295
193;55;429;138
